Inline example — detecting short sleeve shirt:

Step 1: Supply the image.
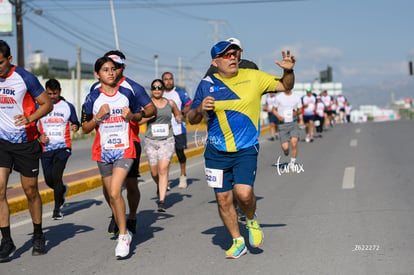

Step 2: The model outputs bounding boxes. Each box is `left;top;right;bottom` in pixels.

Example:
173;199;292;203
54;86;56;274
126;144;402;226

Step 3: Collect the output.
83;86;140;163
0;66;44;143
192;69;280;152
38;98;79;151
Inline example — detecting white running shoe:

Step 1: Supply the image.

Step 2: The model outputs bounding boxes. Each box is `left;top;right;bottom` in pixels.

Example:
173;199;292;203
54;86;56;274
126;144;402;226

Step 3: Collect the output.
178;175;187;189
115;231;132;258
305;134;310;143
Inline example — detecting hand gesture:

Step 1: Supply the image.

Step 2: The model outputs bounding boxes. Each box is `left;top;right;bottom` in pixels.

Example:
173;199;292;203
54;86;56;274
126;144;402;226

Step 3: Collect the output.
202;96;215;111
121;106;132;120
14;114;29;126
97;104;110;120
38;133;49;144
275;50;296;70
71;123;79;132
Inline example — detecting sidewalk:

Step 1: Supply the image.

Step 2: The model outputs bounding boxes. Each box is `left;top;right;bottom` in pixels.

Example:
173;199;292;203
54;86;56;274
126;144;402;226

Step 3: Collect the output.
8;126;270;214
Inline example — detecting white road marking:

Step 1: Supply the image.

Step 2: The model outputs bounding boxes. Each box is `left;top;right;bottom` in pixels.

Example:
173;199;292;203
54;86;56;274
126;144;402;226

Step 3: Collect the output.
355;128;361;133
350;139;358;147
342;166;356;189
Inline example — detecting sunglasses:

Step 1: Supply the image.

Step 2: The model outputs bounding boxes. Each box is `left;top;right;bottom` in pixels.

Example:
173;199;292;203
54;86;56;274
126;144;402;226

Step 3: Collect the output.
151;85;163;90
219;50;241;59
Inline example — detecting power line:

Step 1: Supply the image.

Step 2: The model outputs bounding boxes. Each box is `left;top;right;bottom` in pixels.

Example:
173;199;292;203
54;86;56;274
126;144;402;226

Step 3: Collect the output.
30;0;304;11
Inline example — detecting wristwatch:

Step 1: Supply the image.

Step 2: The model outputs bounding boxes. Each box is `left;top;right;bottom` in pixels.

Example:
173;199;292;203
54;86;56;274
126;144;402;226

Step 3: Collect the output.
93;116;102;124
140;110;146;120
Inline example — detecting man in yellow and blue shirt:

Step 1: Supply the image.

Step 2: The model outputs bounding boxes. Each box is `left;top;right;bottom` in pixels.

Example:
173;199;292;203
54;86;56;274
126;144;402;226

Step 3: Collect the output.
188;40;296;259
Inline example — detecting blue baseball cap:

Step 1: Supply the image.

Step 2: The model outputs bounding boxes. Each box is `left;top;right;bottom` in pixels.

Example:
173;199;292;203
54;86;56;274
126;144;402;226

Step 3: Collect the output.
211;41;235;59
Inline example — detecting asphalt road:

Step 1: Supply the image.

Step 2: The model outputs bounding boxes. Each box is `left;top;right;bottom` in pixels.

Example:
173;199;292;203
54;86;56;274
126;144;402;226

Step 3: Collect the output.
8;136;97;187
2;120;414;275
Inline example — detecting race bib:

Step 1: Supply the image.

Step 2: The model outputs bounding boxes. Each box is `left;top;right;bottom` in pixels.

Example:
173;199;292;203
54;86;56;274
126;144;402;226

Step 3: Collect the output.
101;132;129;150
151;124;169;137
205;167;224;188
284;109;293;120
307;103;315;110
47;126;65;141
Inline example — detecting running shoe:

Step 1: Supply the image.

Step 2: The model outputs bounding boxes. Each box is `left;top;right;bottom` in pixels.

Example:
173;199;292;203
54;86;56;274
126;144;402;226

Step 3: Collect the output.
127;219;137;235
52;209;63;220
178;175;187;189
305;135;310;143
115;231;132;258
246;216;264;248
268;136;275;141
32;233;46;256
157;201;166;212
0;238;16;262
225;238;247;259
108;215;119;235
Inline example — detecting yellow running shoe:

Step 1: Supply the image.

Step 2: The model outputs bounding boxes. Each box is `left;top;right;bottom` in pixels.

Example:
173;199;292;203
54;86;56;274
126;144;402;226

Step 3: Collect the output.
246;217;263;247
225;237;247;259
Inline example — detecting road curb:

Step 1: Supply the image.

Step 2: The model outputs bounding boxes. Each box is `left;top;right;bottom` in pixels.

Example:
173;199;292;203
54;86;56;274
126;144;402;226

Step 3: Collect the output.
9;126;269;215
9;145;206;215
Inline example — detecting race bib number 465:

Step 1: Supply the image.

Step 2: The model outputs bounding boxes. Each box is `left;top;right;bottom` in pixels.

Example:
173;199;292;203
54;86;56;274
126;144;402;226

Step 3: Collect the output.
205;167;223;188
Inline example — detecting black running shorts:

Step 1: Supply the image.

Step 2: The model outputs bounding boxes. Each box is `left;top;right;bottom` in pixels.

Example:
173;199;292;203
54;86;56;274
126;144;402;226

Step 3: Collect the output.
0;139;42;177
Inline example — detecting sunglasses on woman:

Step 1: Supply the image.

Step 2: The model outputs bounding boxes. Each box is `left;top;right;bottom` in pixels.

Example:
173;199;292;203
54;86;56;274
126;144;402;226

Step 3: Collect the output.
151;85;163;90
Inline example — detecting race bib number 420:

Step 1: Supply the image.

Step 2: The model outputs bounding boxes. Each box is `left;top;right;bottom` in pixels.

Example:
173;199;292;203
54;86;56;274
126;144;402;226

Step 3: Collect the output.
205;167;224;188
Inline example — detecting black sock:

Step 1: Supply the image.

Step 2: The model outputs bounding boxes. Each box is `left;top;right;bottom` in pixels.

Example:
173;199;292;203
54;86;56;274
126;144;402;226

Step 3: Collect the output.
33;223;43;236
0;226;12;241
283;149;290;156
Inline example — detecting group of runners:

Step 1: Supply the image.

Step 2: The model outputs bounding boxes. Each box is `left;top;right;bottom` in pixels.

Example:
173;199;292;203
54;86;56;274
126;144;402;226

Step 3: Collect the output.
1;36;352;261
0;40;192;261
265;88;351;170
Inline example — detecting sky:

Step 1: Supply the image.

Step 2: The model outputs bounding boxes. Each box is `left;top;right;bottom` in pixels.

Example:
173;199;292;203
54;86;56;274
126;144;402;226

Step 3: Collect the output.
2;0;414;106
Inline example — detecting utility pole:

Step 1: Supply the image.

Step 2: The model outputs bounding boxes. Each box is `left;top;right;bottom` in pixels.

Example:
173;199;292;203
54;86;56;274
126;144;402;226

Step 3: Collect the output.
109;0;120;50
207;20;226;44
178;57;183;87
10;0;24;67
76;47;81;117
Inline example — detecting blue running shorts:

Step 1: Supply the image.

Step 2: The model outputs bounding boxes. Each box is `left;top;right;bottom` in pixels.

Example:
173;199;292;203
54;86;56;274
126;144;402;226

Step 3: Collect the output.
204;143;259;193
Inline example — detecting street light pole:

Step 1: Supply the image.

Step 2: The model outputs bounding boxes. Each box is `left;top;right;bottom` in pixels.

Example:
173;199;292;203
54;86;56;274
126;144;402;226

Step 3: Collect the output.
154;54;158;79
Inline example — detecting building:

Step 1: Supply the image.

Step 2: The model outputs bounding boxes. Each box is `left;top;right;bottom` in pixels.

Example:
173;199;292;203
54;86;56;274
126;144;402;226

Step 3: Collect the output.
27;50;94;79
